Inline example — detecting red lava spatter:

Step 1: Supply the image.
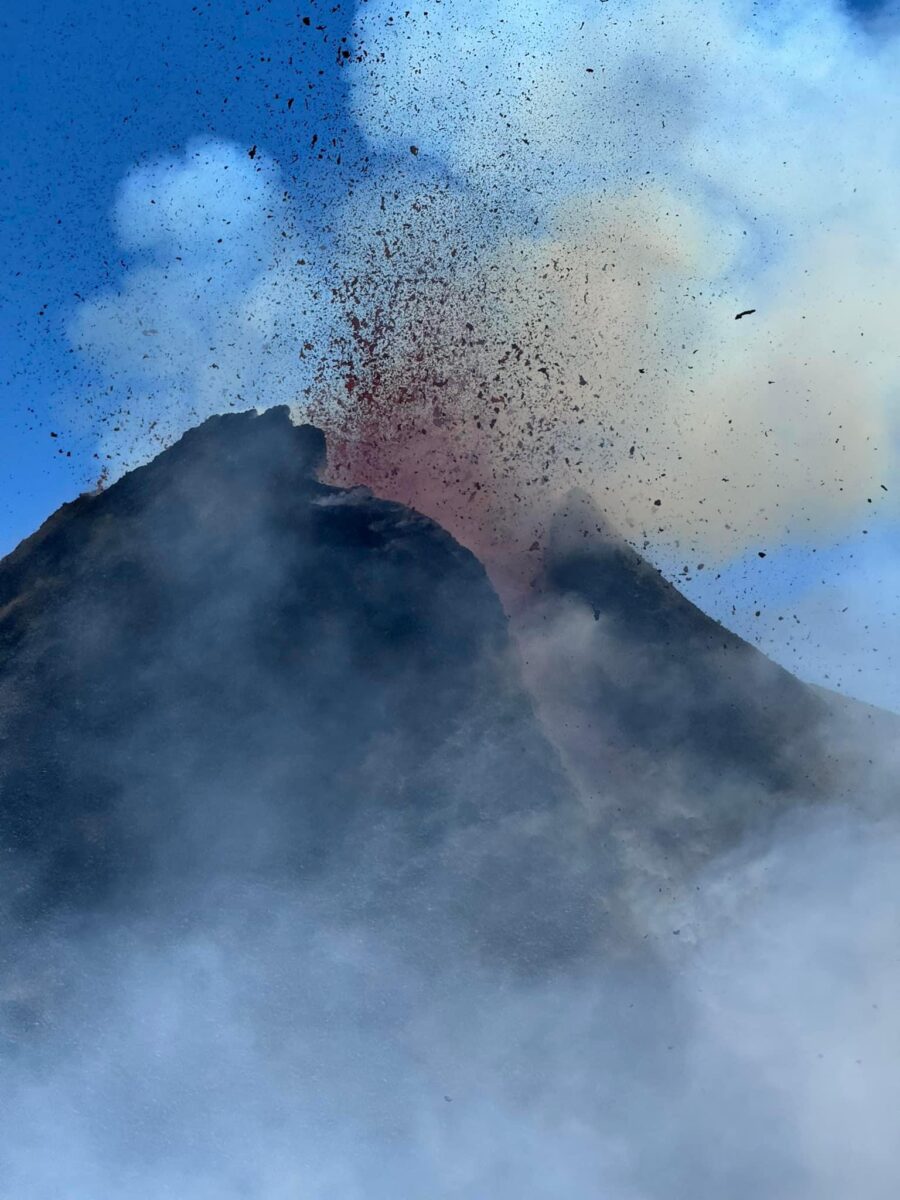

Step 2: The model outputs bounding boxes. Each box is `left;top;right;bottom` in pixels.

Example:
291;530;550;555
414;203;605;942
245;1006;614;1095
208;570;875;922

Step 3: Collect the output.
305;287;569;607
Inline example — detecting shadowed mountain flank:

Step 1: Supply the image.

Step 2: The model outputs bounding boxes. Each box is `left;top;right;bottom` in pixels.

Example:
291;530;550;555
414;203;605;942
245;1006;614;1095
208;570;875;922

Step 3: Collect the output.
0;408;589;966
1;410;894;944
515;490;898;887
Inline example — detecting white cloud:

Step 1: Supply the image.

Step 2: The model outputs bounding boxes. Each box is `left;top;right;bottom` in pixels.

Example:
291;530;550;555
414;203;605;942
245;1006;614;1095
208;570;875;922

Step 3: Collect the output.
69;141;329;468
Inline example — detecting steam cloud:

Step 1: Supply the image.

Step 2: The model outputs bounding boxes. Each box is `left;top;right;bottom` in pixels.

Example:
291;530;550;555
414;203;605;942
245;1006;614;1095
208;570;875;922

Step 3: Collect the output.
4;789;899;1196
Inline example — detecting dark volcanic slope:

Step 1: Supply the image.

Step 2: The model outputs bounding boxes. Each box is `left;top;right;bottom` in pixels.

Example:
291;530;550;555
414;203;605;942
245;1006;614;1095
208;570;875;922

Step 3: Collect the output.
0;408;587;964
544;495;827;789
515;490;898;884
0;407;894;959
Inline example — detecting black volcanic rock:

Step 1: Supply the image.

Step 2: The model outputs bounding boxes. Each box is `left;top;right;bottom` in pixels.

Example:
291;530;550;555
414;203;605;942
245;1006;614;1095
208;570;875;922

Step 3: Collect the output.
0;408;589;966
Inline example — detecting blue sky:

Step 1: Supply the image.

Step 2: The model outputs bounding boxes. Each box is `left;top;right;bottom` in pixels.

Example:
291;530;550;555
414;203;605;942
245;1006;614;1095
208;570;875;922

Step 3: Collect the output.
2;0;899;710
2;0;363;541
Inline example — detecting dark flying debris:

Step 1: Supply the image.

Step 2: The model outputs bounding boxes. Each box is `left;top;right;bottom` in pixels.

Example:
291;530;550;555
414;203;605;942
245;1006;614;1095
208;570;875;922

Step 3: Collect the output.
735;309;756;320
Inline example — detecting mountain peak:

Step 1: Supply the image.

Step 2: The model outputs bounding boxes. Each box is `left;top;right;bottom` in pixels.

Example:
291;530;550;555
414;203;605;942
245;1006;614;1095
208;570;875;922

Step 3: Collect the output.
0;406;587;966
155;406;327;481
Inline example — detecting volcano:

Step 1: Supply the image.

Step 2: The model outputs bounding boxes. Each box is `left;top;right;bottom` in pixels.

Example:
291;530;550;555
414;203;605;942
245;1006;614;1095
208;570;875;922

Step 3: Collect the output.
0;406;893;939
1;406;897;1197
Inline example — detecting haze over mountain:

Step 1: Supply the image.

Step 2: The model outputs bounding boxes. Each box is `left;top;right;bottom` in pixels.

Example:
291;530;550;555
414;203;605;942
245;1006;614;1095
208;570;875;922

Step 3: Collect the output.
0;407;897;1198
